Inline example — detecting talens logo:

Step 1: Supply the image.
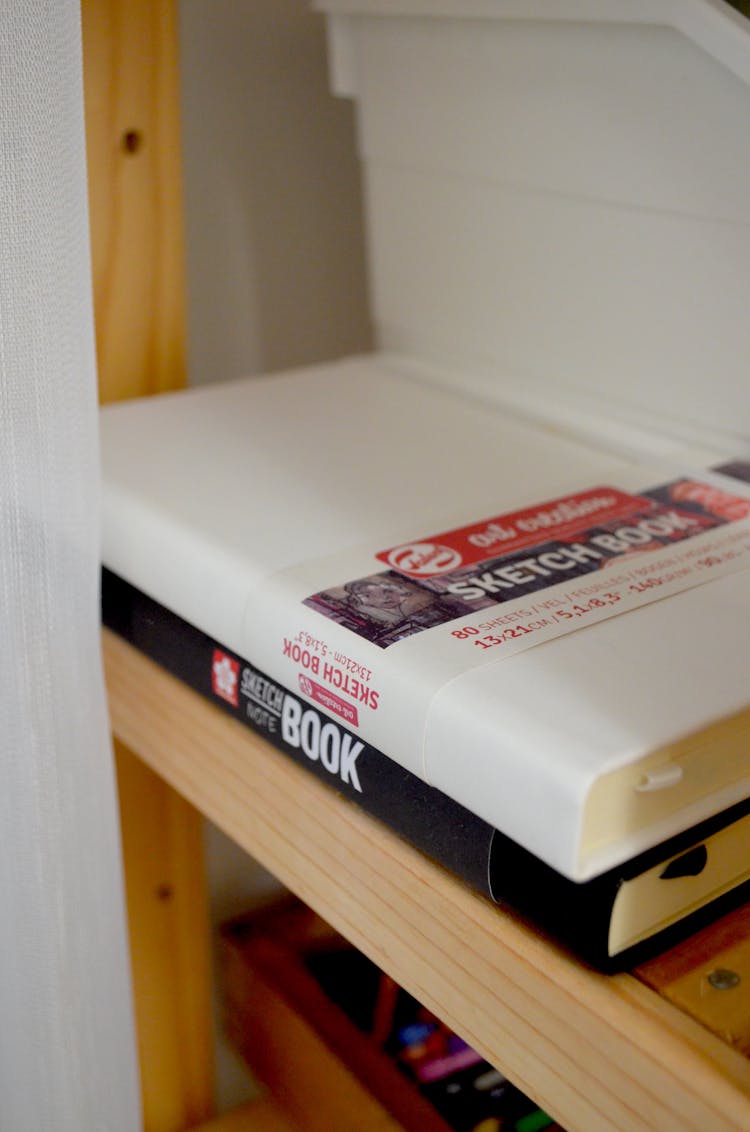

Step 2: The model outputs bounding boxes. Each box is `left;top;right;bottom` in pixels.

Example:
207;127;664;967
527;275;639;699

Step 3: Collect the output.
386;542;462;577
281;696;363;793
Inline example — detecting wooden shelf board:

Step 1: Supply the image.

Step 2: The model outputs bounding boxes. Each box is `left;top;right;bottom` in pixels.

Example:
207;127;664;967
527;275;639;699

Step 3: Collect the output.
103;628;750;1132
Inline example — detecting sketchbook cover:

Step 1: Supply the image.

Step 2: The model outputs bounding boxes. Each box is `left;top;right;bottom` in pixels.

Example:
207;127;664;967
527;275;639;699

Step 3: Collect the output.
100;357;750;880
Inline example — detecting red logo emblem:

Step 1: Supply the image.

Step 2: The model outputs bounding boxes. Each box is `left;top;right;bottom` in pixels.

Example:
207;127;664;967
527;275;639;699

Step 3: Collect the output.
212;650;239;707
385;542;463;577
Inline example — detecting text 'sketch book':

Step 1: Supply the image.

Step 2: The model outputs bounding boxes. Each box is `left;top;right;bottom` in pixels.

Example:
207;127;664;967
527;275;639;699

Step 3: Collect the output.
100;359;750;966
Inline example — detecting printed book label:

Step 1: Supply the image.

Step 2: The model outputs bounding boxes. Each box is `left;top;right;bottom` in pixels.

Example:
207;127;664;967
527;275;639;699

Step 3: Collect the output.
304;476;750;650
242;470;750;777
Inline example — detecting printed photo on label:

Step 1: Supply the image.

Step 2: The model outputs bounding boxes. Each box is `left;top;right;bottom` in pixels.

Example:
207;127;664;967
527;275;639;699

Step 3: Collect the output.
303;479;750;648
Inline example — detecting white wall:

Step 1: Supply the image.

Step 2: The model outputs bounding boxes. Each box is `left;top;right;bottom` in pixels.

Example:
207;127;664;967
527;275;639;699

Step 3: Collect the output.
180;0;372;387
179;0;372;1110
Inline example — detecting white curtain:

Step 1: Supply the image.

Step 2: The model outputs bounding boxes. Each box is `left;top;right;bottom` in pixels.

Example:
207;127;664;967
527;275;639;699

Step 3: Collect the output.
0;3;141;1129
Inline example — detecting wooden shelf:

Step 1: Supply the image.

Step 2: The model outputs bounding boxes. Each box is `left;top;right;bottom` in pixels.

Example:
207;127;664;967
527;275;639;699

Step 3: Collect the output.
103;628;750;1132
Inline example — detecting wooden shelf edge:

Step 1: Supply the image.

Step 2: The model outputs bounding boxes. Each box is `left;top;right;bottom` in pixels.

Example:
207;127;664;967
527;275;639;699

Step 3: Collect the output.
103;628;750;1132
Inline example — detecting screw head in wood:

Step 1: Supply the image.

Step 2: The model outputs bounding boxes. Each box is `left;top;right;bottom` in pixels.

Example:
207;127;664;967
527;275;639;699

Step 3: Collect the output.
707;968;741;990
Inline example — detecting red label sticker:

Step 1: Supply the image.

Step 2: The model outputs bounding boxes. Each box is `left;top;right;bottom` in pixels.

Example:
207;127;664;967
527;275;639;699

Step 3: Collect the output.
376;487;650;577
212;649;240;707
299;675;359;728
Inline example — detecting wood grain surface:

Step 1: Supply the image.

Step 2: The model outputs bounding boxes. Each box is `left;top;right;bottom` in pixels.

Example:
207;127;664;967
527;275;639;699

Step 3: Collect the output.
82;0;186;403
636;901;750;1057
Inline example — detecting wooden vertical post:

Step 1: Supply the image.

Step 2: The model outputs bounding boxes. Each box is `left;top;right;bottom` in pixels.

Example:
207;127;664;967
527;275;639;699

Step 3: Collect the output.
82;0;187;403
115;741;216;1129
81;2;215;1127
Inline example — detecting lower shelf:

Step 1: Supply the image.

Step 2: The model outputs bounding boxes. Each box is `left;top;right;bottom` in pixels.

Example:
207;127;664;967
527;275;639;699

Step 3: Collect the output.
219;896;568;1132
220;898;419;1131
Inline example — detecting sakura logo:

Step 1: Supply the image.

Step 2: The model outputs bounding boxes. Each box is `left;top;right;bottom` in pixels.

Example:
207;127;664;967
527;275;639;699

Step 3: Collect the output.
299;675;313;697
212;650;239;707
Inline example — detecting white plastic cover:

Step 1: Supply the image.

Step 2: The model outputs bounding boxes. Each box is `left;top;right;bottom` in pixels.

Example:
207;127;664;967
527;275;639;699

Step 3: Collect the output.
101;359;750;879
